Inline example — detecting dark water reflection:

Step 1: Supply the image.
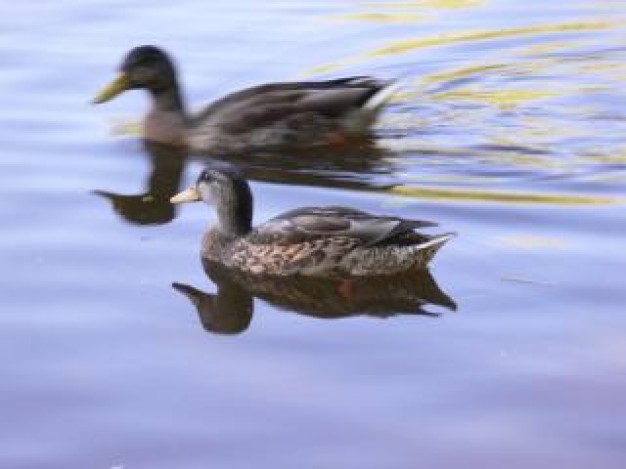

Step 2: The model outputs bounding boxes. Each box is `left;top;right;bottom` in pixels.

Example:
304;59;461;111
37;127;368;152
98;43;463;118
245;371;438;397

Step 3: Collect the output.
93;142;188;224
94;133;618;230
214;140;394;192
91;140;399;225
173;261;456;335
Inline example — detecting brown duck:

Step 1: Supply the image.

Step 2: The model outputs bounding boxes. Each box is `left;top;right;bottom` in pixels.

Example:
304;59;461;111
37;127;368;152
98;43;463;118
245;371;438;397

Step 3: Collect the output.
92;46;398;154
170;162;454;276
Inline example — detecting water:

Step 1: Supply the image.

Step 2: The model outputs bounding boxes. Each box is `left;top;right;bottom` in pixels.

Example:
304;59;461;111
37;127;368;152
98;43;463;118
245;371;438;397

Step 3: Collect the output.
1;0;625;467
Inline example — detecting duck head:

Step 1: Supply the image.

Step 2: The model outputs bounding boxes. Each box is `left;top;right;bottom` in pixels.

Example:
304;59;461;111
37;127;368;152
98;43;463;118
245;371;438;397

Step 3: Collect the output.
171;163;253;237
92;45;180;105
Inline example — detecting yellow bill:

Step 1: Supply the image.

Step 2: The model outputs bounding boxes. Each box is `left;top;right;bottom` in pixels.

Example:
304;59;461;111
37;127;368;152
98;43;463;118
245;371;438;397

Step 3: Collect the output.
92;73;131;104
170;187;201;204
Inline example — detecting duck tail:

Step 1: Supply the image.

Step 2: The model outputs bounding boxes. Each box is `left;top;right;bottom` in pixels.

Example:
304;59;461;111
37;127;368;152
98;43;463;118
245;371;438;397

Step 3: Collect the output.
409;232;456;266
363;80;401;111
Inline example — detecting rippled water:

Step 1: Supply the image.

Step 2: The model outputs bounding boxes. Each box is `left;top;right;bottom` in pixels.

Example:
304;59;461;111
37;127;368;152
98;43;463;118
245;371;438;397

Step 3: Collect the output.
1;1;625;467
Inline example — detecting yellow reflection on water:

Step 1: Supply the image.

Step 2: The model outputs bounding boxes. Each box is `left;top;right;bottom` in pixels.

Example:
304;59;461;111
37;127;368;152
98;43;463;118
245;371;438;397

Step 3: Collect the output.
517;41;580;57
368;21;613;58
109;118;142;137
332;12;428;23
422;64;511;85
379;138;563;171
331;0;487;23
432;88;560;109
328;0;487;25
388;185;622;205
307;20;613;75
580;152;626;165
364;0;486;10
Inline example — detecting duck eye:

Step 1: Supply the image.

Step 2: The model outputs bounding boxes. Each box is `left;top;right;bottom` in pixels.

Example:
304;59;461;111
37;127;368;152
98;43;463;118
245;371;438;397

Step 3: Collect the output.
198;170;215;183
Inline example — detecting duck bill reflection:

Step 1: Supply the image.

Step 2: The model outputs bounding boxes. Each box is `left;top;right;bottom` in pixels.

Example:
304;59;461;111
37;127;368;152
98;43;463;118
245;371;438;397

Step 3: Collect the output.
170;186;201;204
92;73;131;104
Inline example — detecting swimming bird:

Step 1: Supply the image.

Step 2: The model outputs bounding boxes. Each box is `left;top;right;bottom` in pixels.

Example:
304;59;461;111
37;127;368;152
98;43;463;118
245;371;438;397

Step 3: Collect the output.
170;163;454;276
92;46;398;154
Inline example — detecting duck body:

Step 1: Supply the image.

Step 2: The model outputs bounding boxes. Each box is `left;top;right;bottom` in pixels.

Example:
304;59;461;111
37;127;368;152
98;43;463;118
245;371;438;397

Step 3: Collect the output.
186;77;397;154
171;163;454;277
202;206;453;276
93;46;397;154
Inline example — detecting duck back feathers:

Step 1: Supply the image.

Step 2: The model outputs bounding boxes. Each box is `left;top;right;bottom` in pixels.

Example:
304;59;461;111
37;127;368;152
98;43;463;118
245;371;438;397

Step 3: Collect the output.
202;205;453;276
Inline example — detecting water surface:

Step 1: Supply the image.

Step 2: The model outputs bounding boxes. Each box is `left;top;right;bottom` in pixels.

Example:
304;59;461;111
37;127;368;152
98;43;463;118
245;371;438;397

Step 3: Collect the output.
1;1;625;467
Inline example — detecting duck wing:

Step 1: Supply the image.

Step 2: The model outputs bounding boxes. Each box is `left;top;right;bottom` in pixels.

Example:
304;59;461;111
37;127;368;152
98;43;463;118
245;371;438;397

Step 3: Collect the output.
193;77;395;133
248;206;437;247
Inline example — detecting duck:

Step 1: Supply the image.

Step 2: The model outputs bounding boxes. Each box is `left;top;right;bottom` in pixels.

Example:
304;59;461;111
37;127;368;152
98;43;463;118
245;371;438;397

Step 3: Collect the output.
92;45;399;154
170;162;454;276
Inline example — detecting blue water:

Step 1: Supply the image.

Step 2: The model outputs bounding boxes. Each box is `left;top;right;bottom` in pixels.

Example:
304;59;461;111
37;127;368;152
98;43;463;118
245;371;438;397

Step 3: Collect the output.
1;1;625;467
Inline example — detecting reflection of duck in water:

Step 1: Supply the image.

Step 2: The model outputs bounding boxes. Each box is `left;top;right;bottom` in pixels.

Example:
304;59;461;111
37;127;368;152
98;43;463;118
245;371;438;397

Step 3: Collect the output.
93;46;398;154
92;137;395;226
93;142;188;225
92;141;398;225
173;261;456;335
208;140;394;193
171;162;454;276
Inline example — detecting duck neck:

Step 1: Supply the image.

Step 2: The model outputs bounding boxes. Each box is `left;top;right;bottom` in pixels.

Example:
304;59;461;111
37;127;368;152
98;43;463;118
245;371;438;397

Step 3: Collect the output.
216;182;253;239
151;81;187;117
144;83;188;145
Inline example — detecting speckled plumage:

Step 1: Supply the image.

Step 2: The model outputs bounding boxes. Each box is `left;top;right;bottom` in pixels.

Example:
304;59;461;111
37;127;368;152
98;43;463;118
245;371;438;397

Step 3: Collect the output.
94;46;397;154
172;164;455;277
